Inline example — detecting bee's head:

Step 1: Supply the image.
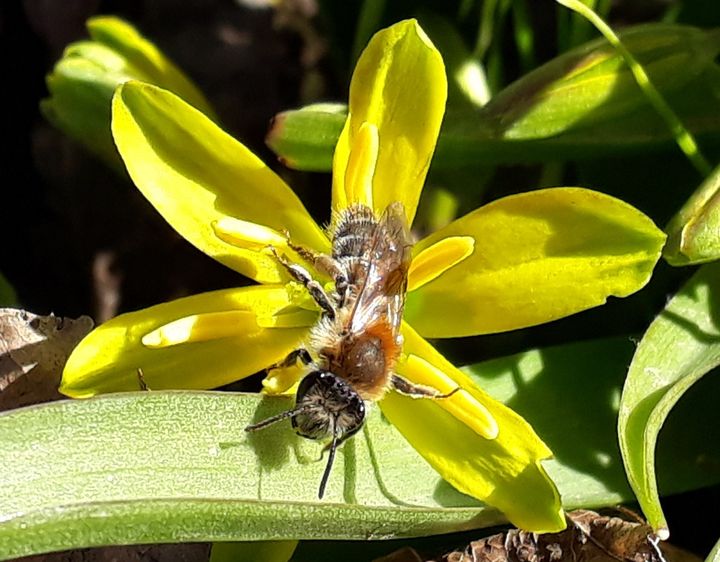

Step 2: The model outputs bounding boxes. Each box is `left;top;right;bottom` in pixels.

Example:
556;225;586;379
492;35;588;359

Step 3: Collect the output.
292;370;366;441
245;370;365;498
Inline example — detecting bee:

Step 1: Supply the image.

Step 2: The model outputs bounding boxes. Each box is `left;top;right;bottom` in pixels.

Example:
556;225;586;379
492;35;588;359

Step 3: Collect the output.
245;201;451;497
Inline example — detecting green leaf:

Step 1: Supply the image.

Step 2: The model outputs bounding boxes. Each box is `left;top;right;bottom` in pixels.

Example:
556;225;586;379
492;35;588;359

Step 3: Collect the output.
4;338;719;559
467;337;720;513
0;392;502;560
417;12;490;108
618;262;720;536
267;24;720;172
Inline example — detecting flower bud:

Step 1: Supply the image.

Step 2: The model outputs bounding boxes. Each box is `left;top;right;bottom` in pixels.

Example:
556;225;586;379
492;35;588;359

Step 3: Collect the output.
42;16;214;169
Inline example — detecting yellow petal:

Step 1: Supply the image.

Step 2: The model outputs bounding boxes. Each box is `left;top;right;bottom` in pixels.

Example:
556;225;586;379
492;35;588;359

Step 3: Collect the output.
402;354;498;439
381;324;564;532
87;17;216;119
408;236;474;292
112;82;329;284
332;20;447;223
60;286;314;397
406;187;666;337
343;122;379;208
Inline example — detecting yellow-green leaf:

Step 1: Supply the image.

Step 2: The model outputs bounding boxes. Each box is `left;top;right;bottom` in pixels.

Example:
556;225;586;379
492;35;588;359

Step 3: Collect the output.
60;286;313;398
619;263;720;536
112;81;329;284
332;19;447;224
405;187;666;337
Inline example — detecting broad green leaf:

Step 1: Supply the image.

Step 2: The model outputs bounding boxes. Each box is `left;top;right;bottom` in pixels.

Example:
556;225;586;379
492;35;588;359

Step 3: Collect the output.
112;81;329;284
5;338;720;559
619;262;720;536
556;0;711;176
0;392;504;560
418;12;490;108
405;188;666;337
470;338;720;512
665;163;720;265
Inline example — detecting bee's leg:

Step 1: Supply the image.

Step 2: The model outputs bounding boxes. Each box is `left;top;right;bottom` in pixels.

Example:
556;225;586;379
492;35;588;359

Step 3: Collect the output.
285;240;349;306
390;374;460;399
270;247;336;319
285;239;341;277
267;348;313;372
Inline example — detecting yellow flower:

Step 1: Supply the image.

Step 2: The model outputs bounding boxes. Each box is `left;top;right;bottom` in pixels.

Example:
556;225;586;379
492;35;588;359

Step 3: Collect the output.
60;20;665;532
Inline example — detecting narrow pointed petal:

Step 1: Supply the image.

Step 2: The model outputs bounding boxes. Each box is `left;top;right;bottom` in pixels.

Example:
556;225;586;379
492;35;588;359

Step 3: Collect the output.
60;286;314;398
405;188;666;337
332;19;447;224
112;82;329;284
380;324;564;533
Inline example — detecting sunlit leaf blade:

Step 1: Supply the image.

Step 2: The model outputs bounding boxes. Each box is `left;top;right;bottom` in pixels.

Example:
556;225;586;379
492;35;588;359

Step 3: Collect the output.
5;339;720;559
0;392;503;559
469;338;720;513
618;263;720;536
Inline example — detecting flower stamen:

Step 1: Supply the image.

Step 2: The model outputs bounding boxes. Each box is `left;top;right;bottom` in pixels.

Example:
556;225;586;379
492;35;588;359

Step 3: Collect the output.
408;236;474;292
142;310;258;348
212;218;288;249
402;354;499;439
344;121;379;208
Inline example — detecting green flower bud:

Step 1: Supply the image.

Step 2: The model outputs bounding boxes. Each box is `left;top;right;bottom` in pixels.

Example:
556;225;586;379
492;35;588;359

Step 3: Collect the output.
665;164;720;265
42;16;214;169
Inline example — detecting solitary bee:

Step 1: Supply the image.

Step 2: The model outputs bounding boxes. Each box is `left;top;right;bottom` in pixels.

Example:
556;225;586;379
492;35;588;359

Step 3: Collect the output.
246;201;452;497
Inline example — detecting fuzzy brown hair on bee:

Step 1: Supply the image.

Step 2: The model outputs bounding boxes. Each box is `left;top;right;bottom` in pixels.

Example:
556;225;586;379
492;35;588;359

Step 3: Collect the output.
246;201;450;498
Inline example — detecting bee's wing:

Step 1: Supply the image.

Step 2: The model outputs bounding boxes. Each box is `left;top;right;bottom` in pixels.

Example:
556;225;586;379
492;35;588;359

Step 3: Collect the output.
349;202;412;335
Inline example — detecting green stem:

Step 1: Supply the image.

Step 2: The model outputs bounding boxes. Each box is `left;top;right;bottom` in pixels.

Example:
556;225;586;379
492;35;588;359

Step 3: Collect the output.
556;0;713;177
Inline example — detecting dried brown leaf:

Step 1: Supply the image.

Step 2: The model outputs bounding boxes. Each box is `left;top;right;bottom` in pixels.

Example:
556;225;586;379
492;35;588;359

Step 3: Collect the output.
0;308;93;410
430;511;701;562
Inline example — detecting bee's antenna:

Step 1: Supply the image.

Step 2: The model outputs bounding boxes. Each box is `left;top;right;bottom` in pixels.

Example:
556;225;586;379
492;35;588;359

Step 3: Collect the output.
318;421;340;499
245;404;311;432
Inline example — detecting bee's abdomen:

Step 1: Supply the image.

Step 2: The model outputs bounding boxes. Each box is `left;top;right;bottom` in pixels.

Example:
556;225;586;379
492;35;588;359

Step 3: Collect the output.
332;204;377;259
